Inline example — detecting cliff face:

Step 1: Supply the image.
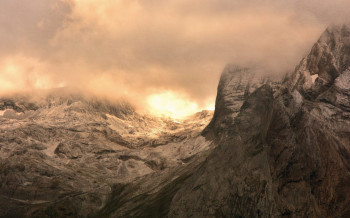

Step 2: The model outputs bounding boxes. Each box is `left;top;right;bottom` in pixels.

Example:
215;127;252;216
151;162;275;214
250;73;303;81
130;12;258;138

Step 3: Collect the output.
267;24;350;217
169;24;350;217
203;65;280;140
170;85;277;217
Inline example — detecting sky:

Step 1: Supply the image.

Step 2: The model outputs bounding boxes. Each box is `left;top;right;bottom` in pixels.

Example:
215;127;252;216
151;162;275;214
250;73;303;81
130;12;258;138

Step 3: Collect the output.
0;0;349;118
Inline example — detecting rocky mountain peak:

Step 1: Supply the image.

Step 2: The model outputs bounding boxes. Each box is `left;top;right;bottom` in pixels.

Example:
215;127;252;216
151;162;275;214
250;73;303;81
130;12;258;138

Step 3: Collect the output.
169;25;350;217
203;64;280;140
287;24;350;100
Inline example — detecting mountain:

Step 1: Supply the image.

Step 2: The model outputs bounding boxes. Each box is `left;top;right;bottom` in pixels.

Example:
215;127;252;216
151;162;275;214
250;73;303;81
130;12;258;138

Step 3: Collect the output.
0;89;213;217
92;67;278;218
94;24;350;218
169;24;350;217
1;24;349;218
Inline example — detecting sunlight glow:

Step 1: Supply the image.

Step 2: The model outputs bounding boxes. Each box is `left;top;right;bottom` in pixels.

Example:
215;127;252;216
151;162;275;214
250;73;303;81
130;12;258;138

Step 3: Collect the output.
147;91;199;119
206;104;215;111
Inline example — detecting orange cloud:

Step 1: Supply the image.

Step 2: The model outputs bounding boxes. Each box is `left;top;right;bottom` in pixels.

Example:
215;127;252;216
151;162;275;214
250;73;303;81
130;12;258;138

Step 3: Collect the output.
1;0;350;117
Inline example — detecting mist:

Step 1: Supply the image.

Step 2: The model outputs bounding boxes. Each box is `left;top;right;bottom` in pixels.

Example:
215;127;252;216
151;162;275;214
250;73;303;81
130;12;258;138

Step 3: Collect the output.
1;0;349;115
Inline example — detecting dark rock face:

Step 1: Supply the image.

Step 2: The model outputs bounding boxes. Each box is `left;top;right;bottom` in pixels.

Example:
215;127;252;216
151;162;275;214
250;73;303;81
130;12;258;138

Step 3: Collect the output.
167;24;350;217
266;24;350;217
170;85;277;217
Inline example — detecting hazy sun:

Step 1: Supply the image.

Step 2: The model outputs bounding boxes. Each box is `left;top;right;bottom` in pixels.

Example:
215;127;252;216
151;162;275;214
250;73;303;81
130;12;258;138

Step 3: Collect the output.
147;91;199;119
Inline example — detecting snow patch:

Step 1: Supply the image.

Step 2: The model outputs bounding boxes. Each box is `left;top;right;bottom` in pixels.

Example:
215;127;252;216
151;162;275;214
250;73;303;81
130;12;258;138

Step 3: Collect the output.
302;70;314;90
44;142;58;157
292;90;303;106
1;109;35;120
311;74;319;83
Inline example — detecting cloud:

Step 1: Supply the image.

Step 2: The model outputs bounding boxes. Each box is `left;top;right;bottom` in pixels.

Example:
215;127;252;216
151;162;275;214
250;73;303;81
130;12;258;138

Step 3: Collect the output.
1;0;349;115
